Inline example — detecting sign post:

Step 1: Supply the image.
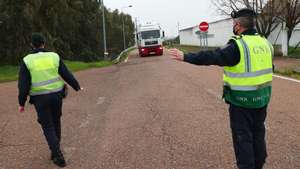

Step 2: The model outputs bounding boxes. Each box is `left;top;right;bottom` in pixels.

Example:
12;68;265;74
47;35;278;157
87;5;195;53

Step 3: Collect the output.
199;22;209;49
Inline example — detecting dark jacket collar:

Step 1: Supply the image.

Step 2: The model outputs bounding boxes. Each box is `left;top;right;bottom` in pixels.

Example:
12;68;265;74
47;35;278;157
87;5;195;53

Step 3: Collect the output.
241;29;257;35
32;48;47;54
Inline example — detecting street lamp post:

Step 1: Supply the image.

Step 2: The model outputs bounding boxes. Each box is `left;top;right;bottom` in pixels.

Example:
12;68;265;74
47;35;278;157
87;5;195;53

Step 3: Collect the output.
121;5;133;50
100;0;108;59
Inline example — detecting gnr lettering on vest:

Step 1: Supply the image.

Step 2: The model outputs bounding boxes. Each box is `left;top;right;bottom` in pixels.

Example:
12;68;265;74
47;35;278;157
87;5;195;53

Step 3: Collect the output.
253;46;270;55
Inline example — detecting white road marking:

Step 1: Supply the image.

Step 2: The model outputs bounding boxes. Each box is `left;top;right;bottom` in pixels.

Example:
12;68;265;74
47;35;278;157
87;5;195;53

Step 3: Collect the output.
206;88;222;100
273;75;300;83
63;147;76;159
97;97;106;105
204;75;299;102
80;97;105;128
79;118;90;128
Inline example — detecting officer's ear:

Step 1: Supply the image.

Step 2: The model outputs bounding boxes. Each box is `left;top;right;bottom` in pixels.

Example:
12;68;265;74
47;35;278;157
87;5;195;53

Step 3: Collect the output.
237;22;242;29
30;43;34;50
234;20;242;30
40;44;45;48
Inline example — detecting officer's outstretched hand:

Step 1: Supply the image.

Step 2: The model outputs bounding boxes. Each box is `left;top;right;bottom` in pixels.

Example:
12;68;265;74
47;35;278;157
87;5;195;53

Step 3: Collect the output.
169;48;184;61
19;106;25;113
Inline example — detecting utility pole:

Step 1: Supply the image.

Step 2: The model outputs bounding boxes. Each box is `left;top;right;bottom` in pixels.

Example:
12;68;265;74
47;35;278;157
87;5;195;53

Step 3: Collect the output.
177;22;180;44
122;14;126;50
100;0;108;59
177;22;180;36
135;17;138;47
121;5;133;50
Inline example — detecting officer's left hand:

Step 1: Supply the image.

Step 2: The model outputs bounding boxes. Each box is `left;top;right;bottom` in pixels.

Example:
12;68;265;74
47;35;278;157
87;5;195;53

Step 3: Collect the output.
19;106;25;113
169;48;184;61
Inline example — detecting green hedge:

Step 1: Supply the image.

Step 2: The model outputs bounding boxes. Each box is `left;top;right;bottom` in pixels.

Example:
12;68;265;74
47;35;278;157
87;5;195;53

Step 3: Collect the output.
0;60;113;83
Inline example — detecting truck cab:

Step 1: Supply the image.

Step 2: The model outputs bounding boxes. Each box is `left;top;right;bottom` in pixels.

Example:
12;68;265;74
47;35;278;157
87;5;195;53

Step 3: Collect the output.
137;22;164;57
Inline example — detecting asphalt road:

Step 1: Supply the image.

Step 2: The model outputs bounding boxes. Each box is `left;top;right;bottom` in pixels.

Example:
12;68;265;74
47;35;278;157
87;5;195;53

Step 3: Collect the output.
0;49;299;169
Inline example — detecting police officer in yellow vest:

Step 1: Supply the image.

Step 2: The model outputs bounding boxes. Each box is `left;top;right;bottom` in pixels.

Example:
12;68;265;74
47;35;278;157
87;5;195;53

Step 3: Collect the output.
169;9;273;169
18;33;82;167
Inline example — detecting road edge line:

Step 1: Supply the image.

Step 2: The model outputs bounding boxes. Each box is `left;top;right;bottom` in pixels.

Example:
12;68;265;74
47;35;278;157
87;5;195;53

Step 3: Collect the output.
273;74;300;83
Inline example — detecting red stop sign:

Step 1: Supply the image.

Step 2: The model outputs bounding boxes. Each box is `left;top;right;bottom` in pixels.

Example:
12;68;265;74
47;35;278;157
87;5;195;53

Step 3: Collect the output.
199;22;209;32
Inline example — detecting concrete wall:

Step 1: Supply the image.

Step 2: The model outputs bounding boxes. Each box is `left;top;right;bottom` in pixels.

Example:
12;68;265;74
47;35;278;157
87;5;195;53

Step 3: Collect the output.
180;20;300;47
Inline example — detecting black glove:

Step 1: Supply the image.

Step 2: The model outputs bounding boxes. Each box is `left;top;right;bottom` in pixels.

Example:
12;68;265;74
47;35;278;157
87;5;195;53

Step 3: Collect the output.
62;84;68;99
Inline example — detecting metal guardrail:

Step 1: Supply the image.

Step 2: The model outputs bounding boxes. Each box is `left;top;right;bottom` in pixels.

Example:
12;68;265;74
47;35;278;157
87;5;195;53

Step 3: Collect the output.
113;46;136;64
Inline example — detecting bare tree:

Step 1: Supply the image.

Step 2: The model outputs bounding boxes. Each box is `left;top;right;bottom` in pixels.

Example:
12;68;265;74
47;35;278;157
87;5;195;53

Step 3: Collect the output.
212;0;281;38
276;0;300;46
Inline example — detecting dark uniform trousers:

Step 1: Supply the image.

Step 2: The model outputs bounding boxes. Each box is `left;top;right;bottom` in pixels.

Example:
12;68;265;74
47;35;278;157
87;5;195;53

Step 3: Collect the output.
32;92;63;153
229;104;267;169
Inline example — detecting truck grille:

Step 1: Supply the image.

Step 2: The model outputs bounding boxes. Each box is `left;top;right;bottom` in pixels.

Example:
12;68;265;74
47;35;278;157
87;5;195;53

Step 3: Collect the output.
145;41;158;45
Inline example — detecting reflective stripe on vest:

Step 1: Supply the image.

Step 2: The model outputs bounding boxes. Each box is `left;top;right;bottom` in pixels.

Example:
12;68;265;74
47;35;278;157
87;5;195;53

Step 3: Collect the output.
31;77;61;87
30;86;64;96
224;81;272;91
240;38;251;72
224;68;273;78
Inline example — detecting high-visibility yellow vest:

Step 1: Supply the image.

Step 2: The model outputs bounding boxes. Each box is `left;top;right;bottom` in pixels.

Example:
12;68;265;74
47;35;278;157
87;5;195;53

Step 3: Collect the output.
23;52;64;96
223;34;273;108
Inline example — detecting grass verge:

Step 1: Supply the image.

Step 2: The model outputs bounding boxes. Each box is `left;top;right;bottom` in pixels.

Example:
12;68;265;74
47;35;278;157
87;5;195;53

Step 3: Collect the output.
274;69;300;80
0;60;113;83
166;44;217;53
289;47;300;58
64;60;113;72
0;65;19;82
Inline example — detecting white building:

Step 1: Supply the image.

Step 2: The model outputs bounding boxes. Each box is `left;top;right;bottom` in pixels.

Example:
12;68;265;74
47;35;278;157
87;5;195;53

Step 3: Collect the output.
179;18;300;47
268;24;300;47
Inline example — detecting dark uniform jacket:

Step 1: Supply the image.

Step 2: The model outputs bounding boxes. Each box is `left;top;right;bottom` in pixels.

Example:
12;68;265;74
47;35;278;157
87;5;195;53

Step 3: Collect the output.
18;48;81;106
183;29;259;66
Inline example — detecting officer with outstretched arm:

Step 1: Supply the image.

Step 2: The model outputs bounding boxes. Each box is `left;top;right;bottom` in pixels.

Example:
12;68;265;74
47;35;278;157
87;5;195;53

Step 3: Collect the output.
169;9;273;169
18;33;82;167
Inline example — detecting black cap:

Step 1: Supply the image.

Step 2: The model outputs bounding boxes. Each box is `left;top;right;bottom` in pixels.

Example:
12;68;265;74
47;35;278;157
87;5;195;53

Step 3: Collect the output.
231;8;256;19
31;33;45;48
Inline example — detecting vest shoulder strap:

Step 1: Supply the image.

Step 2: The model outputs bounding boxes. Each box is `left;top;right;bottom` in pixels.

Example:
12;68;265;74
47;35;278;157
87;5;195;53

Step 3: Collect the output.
231;35;241;40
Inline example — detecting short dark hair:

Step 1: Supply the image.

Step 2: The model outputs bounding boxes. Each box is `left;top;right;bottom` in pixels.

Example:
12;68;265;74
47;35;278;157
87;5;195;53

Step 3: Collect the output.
31;33;45;48
231;8;256;19
235;16;255;29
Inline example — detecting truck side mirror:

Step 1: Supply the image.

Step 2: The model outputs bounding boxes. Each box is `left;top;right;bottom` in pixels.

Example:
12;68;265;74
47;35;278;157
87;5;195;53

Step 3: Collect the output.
162;31;165;38
136;34;139;40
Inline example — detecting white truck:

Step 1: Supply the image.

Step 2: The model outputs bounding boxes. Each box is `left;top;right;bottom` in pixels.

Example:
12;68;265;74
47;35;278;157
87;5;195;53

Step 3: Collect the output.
136;22;164;57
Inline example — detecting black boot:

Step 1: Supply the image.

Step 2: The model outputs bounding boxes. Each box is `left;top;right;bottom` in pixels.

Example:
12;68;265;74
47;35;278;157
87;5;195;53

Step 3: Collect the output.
51;150;66;168
50;153;54;160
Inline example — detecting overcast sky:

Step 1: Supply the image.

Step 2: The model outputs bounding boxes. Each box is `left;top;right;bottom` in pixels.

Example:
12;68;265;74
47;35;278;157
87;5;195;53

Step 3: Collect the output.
104;0;225;37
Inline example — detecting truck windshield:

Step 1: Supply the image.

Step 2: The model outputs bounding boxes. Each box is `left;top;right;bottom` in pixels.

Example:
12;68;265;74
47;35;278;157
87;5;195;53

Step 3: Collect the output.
141;30;160;39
